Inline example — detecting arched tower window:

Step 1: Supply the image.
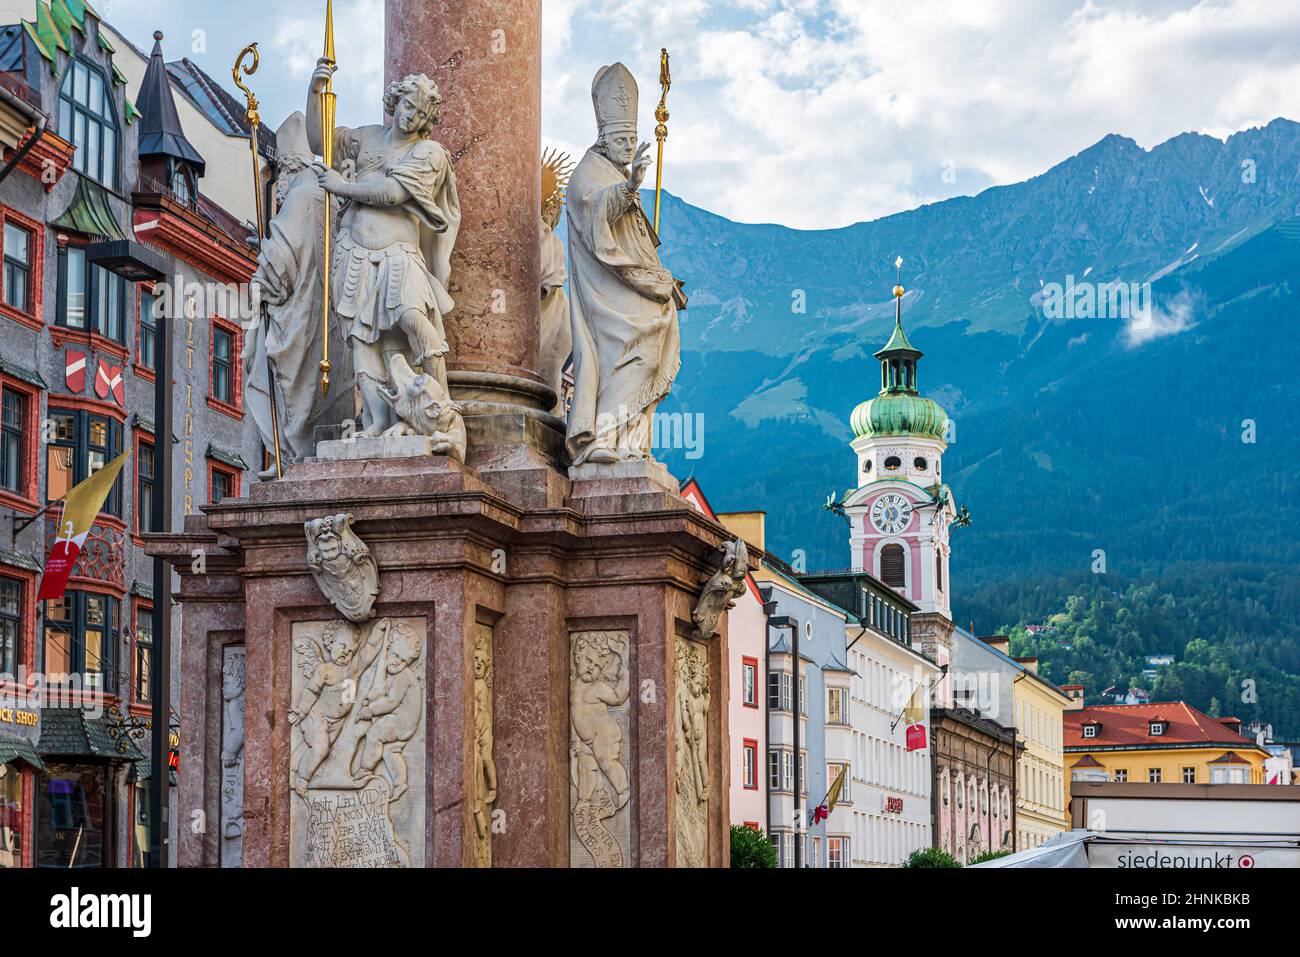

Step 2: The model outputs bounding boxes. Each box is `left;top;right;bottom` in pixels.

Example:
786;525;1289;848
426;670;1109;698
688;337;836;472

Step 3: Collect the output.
880;544;905;588
935;550;943;592
60;59;119;188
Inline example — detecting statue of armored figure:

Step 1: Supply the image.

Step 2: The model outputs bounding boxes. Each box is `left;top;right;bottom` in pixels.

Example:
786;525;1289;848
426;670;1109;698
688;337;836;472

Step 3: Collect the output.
299;59;466;461
566;63;685;467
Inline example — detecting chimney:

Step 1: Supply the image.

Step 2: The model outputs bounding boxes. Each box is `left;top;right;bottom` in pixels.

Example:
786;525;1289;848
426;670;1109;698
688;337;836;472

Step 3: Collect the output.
1013;655;1038;675
717;511;765;553
982;635;1010;655
1061;684;1085;711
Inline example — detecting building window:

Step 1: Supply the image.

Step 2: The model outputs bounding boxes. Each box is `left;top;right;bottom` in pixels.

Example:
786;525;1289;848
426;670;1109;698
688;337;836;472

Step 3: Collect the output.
1181;766;1195;784
827;761;850;802
136;437;154;534
209;464;238;504
212;325;233;403
769;750;793;792
935;551;942;592
0;759;22;868
798;674;807;716
742;739;757;790
133;602;153;704
741;656;757;708
36;764;111;867
1148;768;1161;784
169;162;195;207
880;544;905;588
59;59;118;188
0;576;21;675
884;456;901;471
1;388;27;496
1149;721;1165;736
43;590;119;692
827;686;848;725
138;290;160;371
3;221;32;313
1210;766;1248;785
208;318;243;416
47;409;123;516
1114;768;1127;782
59;248;130;342
913;456;927;471
768;671;791;711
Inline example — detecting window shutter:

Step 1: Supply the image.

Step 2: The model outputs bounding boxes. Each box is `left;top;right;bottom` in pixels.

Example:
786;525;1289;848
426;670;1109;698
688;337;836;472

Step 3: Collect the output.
880;544;905;587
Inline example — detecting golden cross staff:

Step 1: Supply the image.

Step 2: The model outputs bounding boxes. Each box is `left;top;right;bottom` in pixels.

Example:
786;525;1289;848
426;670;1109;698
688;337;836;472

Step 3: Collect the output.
318;0;337;397
653;48;671;234
232;43;283;479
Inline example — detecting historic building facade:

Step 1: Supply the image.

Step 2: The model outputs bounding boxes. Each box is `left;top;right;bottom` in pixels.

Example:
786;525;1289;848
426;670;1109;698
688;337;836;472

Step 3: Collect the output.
1064;699;1269;787
0;2;264;867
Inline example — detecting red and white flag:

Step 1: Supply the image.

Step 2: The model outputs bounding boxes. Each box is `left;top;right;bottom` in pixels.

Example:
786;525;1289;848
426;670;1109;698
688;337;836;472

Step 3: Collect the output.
65;350;87;392
94;359;124;406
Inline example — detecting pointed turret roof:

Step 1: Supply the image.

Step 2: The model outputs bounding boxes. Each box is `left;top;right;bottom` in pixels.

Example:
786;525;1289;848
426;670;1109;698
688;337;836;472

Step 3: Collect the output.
875;317;921;360
136;31;205;175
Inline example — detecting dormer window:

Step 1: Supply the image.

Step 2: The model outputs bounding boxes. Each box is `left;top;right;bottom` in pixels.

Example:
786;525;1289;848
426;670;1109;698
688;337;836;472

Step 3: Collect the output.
1149;720;1167;736
1082;724;1098;739
170;162;196;207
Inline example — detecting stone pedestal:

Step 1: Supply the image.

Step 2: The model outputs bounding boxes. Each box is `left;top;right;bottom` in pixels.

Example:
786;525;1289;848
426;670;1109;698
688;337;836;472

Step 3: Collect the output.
153;455;734;867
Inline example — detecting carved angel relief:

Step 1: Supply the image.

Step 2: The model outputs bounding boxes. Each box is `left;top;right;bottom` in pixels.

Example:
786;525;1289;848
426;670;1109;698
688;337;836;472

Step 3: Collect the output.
470;626;497;867
305;513;380;622
288;616;427;868
690;538;749;640
569;630;632;868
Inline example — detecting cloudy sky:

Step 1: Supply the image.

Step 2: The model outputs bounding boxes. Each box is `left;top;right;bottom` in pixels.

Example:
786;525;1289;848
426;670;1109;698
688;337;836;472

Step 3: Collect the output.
94;0;1300;229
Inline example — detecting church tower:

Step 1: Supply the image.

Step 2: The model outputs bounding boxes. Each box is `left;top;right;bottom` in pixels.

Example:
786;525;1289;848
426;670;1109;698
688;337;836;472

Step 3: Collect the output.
843;259;955;620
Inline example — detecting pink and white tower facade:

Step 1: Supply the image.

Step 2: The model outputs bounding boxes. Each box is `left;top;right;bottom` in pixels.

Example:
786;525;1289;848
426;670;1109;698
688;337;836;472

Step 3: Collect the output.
842;260;958;683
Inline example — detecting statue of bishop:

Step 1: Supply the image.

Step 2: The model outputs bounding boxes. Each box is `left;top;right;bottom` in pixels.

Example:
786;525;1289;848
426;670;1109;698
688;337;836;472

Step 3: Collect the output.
566;63;683;467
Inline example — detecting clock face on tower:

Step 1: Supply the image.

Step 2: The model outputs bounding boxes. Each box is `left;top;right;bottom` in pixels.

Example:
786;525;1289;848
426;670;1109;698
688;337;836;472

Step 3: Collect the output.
871;493;913;534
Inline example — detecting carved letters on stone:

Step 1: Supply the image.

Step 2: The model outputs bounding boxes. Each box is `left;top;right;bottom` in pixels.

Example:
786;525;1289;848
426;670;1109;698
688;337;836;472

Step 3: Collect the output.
219;645;245;868
470;624;497;867
569;630;631;868
288;617;426;867
674;636;709;868
691;538;748;641
305;513;379;622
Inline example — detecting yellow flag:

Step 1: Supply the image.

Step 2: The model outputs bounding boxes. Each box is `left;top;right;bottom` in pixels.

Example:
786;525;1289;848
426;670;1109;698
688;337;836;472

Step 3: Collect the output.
39;450;130;600
826;763;847;815
903;685;925;725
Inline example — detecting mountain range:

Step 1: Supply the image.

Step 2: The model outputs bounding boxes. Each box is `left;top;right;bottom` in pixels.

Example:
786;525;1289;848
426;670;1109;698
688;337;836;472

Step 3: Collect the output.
651;118;1300;731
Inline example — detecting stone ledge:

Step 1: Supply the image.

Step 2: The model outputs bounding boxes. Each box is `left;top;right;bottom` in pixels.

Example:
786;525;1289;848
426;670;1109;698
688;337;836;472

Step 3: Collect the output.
314;433;438;461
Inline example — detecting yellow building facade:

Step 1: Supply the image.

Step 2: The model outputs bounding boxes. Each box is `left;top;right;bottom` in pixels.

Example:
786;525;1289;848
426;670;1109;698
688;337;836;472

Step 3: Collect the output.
1005;651;1070;850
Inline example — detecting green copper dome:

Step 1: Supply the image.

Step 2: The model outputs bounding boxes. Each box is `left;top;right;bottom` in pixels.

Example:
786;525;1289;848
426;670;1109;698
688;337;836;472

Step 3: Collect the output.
850;285;949;440
851;392;949;440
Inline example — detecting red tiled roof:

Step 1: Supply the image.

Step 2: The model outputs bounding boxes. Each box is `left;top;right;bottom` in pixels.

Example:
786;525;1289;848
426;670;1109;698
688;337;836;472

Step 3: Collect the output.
1070;754;1103;768
1064;702;1261;750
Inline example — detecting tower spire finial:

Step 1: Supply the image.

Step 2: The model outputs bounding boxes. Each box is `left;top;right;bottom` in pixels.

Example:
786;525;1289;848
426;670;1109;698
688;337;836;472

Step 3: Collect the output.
893;256;905;325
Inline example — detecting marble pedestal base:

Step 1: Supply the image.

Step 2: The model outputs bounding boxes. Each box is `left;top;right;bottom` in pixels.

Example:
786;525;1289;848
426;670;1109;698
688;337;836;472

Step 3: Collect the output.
150;452;736;868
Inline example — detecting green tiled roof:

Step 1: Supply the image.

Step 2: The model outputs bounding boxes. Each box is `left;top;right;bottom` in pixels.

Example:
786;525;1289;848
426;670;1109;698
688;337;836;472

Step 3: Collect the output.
111;64;128;87
131;580;154;600
135;415;154;434
0;741;45;771
33;2;69;55
49;0;81;46
0;548;42;573
125;99;140;125
876;319;920;357
0;355;47;389
38;707;143;760
50;176;127;240
206;443;248;471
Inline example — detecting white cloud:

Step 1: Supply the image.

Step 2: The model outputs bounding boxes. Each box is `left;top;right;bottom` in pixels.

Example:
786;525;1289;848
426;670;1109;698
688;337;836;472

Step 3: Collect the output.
1124;290;1196;347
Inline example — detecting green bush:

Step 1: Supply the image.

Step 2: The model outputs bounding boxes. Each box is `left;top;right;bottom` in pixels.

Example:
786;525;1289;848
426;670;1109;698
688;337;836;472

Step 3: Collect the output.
903;847;961;868
730;824;778;868
969;850;1012;865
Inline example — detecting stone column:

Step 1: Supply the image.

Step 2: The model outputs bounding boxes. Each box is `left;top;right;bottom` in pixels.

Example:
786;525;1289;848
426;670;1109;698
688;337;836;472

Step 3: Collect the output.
386;0;562;466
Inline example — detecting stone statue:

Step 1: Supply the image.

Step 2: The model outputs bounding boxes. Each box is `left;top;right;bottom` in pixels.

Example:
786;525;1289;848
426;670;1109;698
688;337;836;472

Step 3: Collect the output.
306;60;464;448
566;64;684;467
379;353;466;462
691;538;749;640
471;627;496;866
570;630;631;867
305;512;379;622
244;112;353;472
539;150;574;417
674;637;709;867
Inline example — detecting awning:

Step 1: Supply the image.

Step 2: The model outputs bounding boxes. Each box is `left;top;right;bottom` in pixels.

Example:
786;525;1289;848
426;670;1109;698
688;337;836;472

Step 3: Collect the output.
37;707;144;761
0;355;47;390
206;443;249;471
0;547;41;573
969;829;1091;868
85;239;168;282
0;740;45;771
50;176;127;240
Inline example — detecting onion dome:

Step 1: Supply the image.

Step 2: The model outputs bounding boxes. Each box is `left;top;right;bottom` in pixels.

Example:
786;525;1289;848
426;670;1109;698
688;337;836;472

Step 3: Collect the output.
850;257;949;441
